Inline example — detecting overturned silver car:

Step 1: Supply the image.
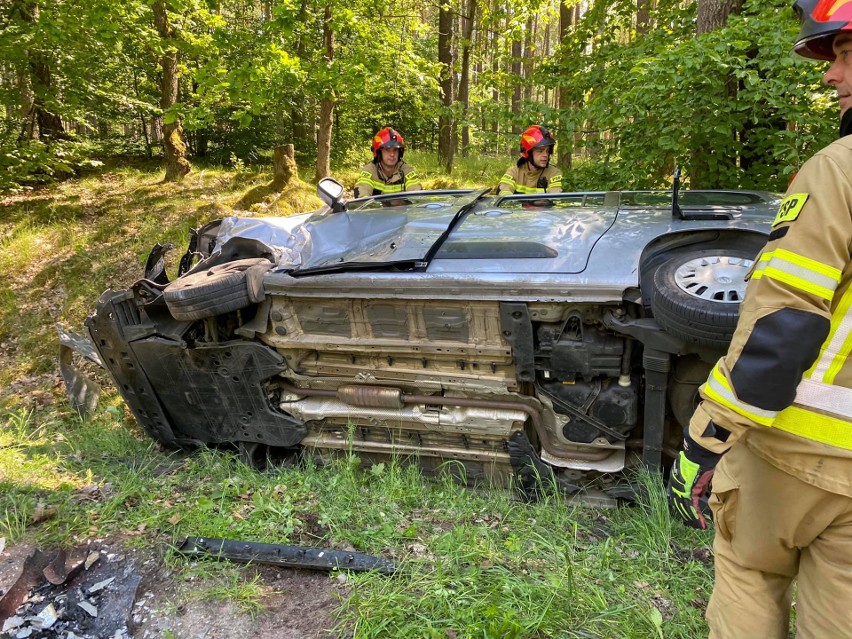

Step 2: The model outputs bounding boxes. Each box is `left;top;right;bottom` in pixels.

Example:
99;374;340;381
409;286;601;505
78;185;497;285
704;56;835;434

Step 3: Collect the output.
69;181;778;493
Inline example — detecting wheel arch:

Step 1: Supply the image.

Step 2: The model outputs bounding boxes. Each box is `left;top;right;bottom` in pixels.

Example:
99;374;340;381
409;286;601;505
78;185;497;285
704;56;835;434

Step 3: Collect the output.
637;229;768;309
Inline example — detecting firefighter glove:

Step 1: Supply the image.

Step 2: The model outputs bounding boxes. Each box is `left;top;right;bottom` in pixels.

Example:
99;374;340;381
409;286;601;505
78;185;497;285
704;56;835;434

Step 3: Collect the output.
667;434;722;530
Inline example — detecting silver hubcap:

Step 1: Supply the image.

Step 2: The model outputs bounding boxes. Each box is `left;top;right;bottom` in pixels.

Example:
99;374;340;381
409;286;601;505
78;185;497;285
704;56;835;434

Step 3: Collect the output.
674;255;753;303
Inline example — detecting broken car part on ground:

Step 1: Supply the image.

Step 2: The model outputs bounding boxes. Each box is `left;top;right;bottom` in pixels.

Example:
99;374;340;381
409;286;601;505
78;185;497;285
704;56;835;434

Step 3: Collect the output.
61;181;776;494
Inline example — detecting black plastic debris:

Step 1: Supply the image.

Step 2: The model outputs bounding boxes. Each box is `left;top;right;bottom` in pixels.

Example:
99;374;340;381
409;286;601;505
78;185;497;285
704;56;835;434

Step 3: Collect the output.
177;536;396;575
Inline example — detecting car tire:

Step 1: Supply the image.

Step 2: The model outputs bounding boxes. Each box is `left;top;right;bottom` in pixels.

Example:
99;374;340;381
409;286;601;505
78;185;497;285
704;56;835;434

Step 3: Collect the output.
652;248;756;348
163;258;272;321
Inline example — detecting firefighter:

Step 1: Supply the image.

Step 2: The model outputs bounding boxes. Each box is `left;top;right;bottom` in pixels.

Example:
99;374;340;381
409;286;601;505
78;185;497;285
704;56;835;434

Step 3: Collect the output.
666;1;852;636
353;127;422;197
496;125;563;195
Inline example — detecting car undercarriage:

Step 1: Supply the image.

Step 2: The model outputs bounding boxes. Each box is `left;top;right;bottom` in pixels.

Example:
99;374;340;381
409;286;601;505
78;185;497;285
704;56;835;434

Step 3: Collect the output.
64;186;777;495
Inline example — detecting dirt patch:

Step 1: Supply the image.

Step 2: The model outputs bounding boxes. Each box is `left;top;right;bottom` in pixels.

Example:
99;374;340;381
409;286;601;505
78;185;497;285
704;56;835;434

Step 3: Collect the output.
1;538;344;639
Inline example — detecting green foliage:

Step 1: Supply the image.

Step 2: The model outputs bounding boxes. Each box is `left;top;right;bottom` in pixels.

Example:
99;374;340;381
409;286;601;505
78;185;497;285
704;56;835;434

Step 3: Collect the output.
0;0;839;191
0;137;104;192
547;0;835;190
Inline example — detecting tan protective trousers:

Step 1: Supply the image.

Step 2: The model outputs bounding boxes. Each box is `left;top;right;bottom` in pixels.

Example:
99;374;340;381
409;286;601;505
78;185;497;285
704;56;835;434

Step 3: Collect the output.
705;442;852;639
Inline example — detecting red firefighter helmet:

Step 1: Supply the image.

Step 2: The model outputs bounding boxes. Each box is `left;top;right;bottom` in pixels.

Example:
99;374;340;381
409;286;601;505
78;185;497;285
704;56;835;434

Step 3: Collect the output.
519;125;555;160
794;0;852;60
371;127;405;161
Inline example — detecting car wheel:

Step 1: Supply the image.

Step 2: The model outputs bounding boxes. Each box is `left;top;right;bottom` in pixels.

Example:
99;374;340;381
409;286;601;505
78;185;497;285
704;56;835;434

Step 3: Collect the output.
163;257;272;321
652;249;755;348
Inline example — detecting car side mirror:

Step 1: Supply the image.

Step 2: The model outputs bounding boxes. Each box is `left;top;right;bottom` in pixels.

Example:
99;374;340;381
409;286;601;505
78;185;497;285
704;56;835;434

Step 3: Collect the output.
317;177;347;212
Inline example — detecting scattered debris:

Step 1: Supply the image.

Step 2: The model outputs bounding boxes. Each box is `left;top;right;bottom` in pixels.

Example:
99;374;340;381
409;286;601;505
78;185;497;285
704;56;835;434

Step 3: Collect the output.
177;536;396;574
0;544;139;638
35;603;58;628
56;324;103;418
87;577;115;594
84;552;100;571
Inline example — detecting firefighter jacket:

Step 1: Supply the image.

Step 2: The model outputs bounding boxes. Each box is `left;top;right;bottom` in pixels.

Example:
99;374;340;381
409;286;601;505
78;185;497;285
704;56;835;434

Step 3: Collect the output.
497;163;563;194
353;161;421;197
689;135;852;497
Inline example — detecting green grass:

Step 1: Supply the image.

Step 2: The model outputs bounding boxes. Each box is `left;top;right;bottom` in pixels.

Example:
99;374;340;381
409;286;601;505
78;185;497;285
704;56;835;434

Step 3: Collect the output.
0;159;716;637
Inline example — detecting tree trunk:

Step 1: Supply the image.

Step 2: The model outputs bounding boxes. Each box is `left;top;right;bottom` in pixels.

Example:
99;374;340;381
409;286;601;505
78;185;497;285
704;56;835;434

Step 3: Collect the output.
490;24;499;153
557;0;573;171
437;2;454;173
691;0;743;187
542;19;551;106
153;0;191;181
511;35;522;134
15;0;65;140
458;0;477;158
697;0;742;34
273;144;297;189
132;69;152;158
636;0;651;34
17;66;36;141
522;16;534;104
291;0;311;156
314;3;334;182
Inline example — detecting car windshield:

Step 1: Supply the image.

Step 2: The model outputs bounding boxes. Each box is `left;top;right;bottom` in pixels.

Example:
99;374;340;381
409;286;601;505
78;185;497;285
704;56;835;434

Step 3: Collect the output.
349;190;476;211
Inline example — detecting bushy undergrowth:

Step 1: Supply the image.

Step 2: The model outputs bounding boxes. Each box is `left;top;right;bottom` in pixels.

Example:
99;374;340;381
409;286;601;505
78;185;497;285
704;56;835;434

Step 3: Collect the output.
0;137;109;193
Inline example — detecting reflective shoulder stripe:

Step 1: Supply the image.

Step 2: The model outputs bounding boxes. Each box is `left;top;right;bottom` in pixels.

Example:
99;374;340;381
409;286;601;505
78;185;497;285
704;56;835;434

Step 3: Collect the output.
548;173;563;184
751;248;842;301
499;174;516;187
703;364;778;426
794;377;852;419
809;284;852;384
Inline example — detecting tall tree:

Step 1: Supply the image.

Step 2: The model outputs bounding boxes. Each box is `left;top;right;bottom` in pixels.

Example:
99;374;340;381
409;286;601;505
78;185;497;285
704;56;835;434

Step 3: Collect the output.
458;0;478;157
152;0;190;181
697;0;742;34
14;0;65;139
315;2;334;181
557;0;573;171
510;32;522;134
636;0;651;34
690;0;742;187
437;1;454;172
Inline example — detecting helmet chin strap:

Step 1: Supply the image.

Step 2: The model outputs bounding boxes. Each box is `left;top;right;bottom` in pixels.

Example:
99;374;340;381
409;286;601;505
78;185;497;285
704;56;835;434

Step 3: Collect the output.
841;108;852;138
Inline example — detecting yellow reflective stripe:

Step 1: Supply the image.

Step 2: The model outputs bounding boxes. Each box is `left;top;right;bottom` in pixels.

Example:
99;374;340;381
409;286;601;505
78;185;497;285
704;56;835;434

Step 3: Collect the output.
375;182;405;193
404;171;418;183
773;405;852;450
548;174;562;185
515;184;547;194
809;284;852;383
703;364;778;427
499;174;516;188
752;249;841;301
355;176;406;193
